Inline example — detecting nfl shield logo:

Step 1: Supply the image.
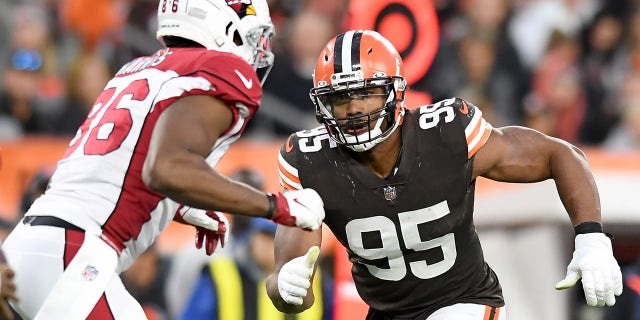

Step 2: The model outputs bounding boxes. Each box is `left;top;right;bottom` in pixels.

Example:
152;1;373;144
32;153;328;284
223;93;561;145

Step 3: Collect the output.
383;186;396;201
82;265;99;281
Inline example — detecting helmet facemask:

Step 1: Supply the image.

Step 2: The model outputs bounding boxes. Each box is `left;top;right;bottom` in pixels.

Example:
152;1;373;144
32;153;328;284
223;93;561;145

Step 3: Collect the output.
311;76;406;152
239;23;275;84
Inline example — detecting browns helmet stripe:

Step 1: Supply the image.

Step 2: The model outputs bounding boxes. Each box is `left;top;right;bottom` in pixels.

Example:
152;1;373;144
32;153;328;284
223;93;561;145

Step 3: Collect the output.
350;30;363;71
334;33;345;73
334;30;363;73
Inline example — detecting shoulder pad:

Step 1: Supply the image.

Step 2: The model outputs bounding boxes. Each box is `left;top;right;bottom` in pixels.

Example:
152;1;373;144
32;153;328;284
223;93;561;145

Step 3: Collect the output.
417;97;492;158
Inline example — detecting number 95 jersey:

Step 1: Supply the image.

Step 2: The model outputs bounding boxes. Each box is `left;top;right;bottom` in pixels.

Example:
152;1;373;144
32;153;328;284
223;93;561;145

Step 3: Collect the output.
278;98;504;316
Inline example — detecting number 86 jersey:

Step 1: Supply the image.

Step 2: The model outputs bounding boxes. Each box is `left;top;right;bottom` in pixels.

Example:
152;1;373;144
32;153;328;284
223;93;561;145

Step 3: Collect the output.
27;48;261;271
278;98;504;316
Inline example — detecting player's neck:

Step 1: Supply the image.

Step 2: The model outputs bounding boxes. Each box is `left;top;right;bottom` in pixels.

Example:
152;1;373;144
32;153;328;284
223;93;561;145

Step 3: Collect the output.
352;131;402;179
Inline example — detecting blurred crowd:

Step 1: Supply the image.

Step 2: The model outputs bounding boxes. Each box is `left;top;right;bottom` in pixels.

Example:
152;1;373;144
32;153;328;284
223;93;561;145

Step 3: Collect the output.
1;0;640;318
0;0;639;150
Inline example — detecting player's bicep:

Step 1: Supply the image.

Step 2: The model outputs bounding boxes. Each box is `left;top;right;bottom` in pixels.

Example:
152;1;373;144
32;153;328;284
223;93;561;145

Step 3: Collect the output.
150;95;233;157
473;126;556;182
144;95;232;188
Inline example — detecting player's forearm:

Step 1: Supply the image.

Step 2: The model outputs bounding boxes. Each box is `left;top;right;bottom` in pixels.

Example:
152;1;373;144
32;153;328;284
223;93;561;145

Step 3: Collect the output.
143;153;271;218
266;273;314;313
549;142;601;225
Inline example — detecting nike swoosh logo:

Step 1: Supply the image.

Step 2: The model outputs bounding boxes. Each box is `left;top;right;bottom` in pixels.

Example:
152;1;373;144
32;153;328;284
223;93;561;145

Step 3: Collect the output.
285;136;294;152
235;69;253;89
293;198;310;210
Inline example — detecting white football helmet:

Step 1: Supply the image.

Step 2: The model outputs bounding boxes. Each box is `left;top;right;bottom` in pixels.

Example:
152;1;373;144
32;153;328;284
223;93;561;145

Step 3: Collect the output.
310;30;407;152
156;0;275;82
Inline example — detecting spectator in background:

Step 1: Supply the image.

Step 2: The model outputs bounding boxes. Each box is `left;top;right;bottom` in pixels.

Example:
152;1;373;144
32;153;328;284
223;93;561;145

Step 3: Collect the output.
0;3;66;137
59;0;127;52
523;30;586;144
121;244;172;320
418;0;529;127
165;168;267;319
52;52;112;136
181;217;333;320
579;6;627;145
0;49;48;136
19;166;54;218
252;9;335;138
109;0;163;71
603;71;640;151
507;0;600;71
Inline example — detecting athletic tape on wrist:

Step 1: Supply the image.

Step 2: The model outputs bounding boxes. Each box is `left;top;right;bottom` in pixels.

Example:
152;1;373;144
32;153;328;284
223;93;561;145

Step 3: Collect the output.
573;221;603;234
266;193;276;219
573;221;613;239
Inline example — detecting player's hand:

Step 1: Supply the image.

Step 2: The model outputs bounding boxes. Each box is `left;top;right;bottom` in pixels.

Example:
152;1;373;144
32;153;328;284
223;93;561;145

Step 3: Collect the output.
176;206;229;255
278;246;320;305
555;233;623;307
0;262;17;320
270;189;324;231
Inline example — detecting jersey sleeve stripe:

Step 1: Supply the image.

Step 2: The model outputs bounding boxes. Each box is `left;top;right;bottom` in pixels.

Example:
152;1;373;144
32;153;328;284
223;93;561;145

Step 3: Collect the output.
466;116;487;146
278;153;299;178
278;165;302;190
468;123;492;158
277;153;302;189
464;107;483;138
279;177;301;191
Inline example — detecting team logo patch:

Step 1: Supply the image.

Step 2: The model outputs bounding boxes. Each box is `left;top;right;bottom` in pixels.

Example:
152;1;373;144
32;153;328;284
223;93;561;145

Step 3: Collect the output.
225;0;256;18
383;186;397;201
82;265;99;281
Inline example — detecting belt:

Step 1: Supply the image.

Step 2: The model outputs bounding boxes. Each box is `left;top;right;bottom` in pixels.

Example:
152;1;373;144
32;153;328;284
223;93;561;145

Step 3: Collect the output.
23;216;84;232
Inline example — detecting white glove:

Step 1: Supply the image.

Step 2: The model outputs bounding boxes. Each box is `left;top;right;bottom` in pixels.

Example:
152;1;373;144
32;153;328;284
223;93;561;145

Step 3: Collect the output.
278;246;320;305
271;189;324;231
177;206;230;255
555;233;623;306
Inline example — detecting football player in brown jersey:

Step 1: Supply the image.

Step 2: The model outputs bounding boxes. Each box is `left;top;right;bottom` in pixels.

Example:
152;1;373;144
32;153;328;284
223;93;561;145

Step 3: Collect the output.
266;30;622;319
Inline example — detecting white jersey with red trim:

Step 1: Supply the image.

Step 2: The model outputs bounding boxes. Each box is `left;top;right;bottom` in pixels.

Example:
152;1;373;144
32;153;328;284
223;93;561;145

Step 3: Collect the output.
27;47;262;271
277;97;503;316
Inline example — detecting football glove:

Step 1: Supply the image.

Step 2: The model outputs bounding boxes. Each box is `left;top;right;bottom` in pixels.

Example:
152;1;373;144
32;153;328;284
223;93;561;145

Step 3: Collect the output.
278;246;320;305
176;206;229;255
270;189;324;231
555;233;623;306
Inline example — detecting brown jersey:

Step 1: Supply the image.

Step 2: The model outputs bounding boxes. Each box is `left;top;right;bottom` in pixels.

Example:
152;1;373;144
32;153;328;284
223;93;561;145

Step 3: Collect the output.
278;98;504;317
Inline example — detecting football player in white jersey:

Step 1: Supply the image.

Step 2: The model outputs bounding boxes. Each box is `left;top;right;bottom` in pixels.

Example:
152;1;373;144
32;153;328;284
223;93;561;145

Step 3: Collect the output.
1;1;324;319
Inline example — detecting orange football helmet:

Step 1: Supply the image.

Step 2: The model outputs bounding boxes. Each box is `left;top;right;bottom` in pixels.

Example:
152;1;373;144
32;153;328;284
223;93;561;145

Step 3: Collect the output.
310;30;407;152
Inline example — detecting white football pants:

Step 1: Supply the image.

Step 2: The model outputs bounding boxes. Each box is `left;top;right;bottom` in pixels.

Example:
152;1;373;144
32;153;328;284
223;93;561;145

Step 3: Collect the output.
1;222;147;320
